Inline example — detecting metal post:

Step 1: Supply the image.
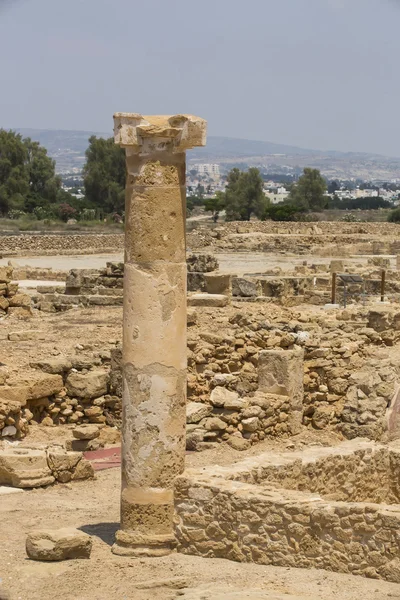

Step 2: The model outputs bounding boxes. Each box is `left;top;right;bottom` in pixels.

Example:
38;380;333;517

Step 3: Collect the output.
381;270;386;303
331;272;337;305
343;281;347;309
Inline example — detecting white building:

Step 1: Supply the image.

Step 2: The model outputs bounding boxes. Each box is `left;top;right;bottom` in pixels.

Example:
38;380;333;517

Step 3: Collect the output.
191;163;220;177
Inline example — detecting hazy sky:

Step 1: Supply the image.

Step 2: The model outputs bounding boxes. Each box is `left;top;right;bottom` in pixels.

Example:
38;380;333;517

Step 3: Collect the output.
1;0;400;155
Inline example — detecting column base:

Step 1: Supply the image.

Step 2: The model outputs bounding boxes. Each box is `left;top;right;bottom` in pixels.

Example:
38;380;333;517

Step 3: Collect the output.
111;530;177;557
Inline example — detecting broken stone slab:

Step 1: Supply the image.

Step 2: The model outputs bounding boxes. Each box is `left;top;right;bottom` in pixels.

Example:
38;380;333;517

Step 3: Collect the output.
65;370;109;399
30;357;73;375
0;448;54;488
187;293;229;308
186;402;213;424
72;424;100;440
26;528;92;561
0;373;63;405
46;449;94;483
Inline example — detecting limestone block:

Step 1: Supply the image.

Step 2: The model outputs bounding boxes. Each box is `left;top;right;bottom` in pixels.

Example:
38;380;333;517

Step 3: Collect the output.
188;294;228;308
204;273;232;296
72;424;100;440
0;448;54;488
241;417;259;432
186;402;213;424
0;266;12;283
65;370;108;399
28;374;64;401
8;293;31;308
258;348;304;434
26;528;92;561
232;277;260;297
210;387;242;409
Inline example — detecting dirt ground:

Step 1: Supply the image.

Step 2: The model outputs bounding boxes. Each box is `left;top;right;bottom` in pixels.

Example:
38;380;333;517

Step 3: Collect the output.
1;458;400;600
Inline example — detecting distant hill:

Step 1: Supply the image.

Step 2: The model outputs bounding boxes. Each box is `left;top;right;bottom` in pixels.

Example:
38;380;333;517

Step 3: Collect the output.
9;128;399;179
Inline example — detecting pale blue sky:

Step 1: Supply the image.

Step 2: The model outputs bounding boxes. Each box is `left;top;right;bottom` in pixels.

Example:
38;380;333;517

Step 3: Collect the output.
1;0;400;155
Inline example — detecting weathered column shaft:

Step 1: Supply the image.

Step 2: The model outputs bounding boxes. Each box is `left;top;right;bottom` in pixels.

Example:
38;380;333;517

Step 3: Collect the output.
112;113;206;557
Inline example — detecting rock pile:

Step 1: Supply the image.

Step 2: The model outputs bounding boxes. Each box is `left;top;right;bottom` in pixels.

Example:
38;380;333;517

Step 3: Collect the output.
0;266;31;317
0;357;120;440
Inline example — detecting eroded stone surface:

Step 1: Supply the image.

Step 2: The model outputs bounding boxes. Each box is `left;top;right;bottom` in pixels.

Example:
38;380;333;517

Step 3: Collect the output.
26;528;92;561
112;112;207;557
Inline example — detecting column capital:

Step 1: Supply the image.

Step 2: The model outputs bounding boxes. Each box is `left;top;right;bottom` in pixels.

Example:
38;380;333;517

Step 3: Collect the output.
113;113;207;153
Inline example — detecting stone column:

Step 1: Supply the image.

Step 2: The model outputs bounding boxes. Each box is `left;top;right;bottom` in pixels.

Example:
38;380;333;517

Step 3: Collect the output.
112;114;207;557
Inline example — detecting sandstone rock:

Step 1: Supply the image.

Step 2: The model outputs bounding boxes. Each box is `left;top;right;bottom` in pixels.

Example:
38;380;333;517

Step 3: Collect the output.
0;296;9;311
26;528;92;561
73;424;100;440
203;417;227;431
210;387;240;408
0;266;11;283
66;370;108;399
186;402;213;424
46;449;94;483
9;293;31;308
0;448;54;488
30;357;73;374
226;435;251;451
312;405;335;430
241;417;259;432
41;416;54;427
187;308;198;325
187;294;228;308
1;425;17;437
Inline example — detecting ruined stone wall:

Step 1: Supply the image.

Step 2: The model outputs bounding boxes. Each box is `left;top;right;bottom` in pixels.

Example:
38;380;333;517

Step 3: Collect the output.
175;472;400;583
105;306;400;446
174;441;400;583
0;357;121;440
0;266;30;317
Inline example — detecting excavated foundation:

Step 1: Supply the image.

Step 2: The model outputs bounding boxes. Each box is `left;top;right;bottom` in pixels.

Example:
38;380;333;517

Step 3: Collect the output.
175;439;400;583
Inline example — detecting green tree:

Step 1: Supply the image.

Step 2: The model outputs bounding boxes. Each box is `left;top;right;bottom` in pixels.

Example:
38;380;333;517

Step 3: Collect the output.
83;136;126;214
388;208;400;223
0;129;65;216
289;168;328;211
223;167;267;221
204;191;226;222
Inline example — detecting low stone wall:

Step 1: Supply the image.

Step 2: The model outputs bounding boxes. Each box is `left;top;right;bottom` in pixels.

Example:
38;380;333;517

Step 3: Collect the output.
174;440;400;583
0;357;121;440
0;233;124;256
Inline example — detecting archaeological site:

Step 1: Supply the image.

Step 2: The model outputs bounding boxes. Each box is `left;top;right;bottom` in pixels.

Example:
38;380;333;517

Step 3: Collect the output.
3;114;400;600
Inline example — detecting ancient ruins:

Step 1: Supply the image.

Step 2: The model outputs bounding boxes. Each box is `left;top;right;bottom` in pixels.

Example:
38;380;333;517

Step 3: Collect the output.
3;120;400;599
112;113;207;556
